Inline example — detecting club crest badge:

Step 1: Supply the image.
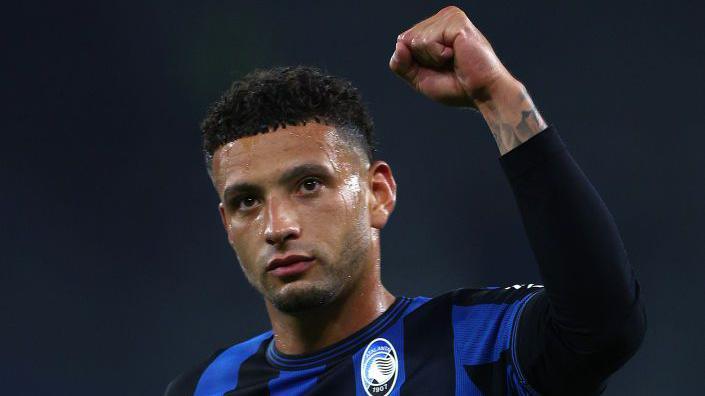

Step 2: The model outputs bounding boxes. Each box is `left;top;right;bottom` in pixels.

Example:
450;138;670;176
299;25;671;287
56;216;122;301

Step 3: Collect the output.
361;337;398;396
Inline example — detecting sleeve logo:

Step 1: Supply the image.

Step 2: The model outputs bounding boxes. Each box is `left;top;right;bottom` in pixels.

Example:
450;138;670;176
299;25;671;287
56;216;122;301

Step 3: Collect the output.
361;338;398;396
504;283;544;290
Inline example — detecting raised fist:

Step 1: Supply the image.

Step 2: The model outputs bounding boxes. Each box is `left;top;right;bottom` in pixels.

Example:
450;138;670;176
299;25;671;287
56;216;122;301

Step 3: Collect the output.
390;6;513;108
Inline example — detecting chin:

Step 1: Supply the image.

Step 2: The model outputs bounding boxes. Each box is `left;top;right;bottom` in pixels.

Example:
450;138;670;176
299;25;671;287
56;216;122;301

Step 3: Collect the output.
268;280;341;313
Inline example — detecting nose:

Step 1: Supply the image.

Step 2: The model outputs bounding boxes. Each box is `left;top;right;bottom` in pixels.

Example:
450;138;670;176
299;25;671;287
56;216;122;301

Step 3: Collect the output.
263;196;301;246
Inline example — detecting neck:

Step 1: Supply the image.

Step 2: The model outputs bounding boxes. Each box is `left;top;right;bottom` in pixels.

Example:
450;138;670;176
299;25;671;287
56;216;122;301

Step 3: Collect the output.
265;261;395;356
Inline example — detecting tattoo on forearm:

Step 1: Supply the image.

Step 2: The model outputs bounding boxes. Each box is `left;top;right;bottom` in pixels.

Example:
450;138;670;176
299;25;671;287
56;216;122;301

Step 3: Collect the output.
481;87;546;155
488;120;525;154
517;110;541;136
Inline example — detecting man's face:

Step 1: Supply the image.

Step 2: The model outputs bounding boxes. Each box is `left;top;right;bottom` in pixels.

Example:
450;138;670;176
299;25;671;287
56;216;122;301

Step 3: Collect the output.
212;122;389;313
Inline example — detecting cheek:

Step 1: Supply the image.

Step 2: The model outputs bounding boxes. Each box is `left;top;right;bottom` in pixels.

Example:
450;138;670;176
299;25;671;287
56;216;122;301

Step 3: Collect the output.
228;221;262;268
312;185;370;240
339;175;363;205
338;176;369;228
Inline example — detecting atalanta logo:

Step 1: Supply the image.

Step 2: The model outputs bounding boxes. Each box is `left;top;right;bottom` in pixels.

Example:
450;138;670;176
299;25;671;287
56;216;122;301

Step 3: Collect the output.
361;338;398;396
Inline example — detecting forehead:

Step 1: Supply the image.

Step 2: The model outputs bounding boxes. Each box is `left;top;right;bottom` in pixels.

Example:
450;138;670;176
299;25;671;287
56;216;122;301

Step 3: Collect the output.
212;122;362;194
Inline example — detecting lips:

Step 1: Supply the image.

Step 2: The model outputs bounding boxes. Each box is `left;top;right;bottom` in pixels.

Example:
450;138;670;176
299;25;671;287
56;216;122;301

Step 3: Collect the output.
266;254;315;273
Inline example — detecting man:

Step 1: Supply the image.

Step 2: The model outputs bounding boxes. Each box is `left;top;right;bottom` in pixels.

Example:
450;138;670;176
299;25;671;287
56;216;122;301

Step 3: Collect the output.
166;6;645;395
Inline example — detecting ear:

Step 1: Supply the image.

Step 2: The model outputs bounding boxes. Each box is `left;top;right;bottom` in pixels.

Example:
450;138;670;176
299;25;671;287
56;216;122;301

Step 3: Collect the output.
367;160;397;230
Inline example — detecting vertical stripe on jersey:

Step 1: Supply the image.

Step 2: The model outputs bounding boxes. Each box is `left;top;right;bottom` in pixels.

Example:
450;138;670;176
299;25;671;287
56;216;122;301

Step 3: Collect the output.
195;332;273;396
268;365;324;395
399;294;455;396
352;341;366;395
451;288;540;395
308;358;357;395
228;336;280;395
451;303;521;394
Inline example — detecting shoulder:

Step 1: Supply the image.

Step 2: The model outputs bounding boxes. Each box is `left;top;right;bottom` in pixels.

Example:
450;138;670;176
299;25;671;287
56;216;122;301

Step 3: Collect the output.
450;283;544;306
404;285;544;344
407;284;544;314
163;331;273;396
406;285;544;392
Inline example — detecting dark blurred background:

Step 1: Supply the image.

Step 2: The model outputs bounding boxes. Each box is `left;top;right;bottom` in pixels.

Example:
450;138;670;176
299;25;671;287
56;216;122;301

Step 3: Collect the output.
3;1;704;394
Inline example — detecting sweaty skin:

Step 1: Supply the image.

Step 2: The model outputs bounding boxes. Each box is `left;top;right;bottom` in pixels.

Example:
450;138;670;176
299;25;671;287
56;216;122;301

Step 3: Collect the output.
212;123;397;354
214;5;545;357
163;7;643;395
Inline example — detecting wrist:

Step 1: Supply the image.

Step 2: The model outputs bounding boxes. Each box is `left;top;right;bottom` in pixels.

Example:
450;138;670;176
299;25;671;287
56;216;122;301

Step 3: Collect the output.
472;77;547;155
472;75;525;113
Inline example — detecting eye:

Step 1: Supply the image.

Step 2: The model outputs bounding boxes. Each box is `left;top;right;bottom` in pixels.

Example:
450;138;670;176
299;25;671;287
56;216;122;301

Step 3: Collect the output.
299;177;322;194
234;196;259;212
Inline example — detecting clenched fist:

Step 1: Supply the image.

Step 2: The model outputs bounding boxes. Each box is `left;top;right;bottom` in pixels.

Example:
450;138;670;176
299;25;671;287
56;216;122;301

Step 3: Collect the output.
390;6;513;108
391;6;547;154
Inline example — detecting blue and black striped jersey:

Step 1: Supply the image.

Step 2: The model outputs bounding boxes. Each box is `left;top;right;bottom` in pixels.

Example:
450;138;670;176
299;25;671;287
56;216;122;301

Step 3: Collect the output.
166;126;646;395
166;285;545;396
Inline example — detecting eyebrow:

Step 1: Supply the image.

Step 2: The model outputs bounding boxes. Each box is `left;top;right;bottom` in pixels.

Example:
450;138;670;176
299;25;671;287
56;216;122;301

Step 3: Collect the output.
222;163;333;201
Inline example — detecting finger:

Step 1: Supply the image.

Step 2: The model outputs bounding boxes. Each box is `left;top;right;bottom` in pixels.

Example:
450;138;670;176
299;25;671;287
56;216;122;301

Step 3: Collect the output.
397;13;428;42
397;9;436;45
398;13;456;68
410;34;453;68
389;41;419;85
398;6;460;45
440;46;454;59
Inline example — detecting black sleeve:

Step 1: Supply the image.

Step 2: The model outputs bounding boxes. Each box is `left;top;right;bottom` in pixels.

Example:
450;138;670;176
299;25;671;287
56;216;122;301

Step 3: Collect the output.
499;126;647;395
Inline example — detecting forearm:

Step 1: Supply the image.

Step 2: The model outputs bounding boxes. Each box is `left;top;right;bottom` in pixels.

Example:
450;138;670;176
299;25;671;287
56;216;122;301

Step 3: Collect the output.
474;77;547;155
502;126;641;325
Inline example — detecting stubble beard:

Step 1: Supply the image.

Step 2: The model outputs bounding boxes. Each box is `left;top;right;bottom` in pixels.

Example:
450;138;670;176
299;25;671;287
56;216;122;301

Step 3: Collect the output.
259;229;370;314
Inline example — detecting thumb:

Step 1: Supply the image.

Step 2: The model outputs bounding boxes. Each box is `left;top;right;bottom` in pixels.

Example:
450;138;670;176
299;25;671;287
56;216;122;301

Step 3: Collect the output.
389;41;418;85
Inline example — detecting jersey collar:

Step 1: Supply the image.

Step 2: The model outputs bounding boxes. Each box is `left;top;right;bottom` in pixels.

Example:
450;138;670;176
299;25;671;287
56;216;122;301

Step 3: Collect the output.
266;296;410;369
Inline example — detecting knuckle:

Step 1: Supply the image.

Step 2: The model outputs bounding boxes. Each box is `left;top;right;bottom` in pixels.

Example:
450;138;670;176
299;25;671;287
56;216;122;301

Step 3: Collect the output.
441;5;462;14
445;5;468;20
399;28;413;42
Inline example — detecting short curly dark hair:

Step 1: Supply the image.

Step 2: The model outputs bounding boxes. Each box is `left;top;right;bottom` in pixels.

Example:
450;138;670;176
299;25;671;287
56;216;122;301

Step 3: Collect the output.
201;66;376;177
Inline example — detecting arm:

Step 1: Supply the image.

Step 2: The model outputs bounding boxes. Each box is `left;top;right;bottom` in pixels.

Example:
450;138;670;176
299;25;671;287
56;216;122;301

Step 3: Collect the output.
474;77;546;155
390;6;646;394
502;126;646;394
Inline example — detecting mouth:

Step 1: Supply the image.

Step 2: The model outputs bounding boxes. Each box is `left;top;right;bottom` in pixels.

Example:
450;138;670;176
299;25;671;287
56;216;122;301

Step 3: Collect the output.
266;254;316;278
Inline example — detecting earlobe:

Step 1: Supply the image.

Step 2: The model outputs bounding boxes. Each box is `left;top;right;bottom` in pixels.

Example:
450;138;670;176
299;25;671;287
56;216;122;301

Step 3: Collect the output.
368;161;397;230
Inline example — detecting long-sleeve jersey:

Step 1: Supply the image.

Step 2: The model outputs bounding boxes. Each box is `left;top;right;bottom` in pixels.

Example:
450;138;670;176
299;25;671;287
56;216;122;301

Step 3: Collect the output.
165;126;646;395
